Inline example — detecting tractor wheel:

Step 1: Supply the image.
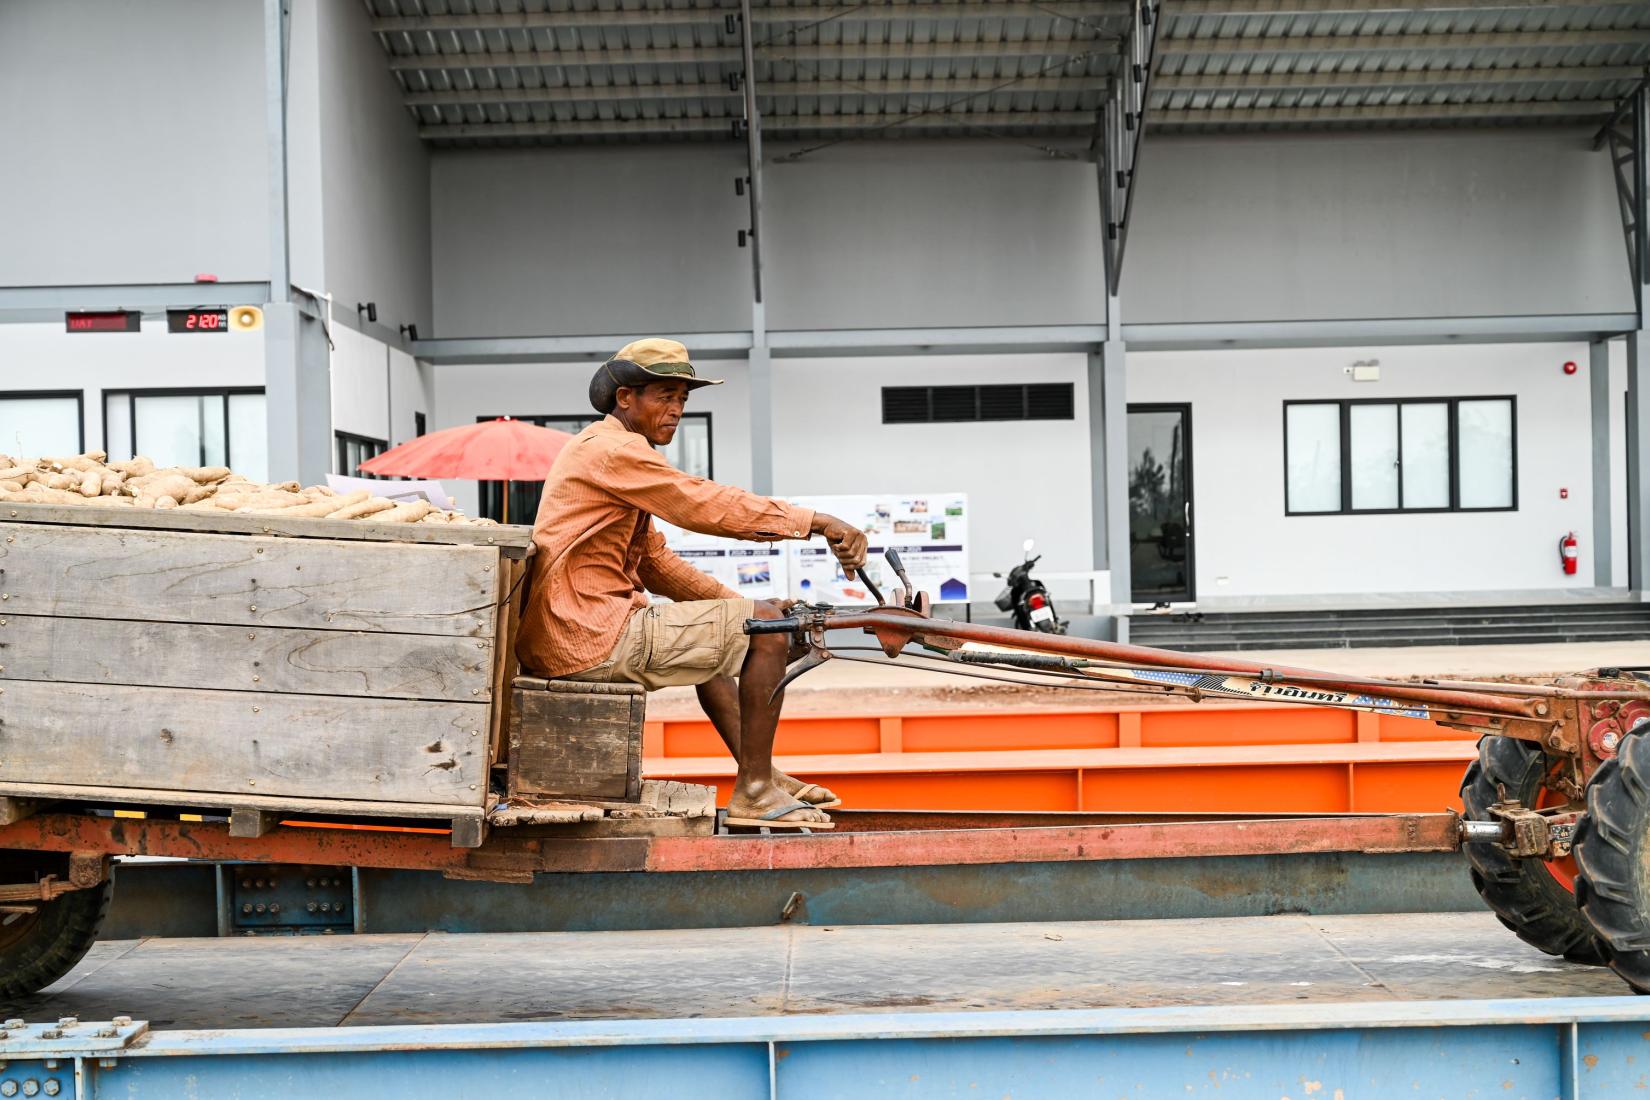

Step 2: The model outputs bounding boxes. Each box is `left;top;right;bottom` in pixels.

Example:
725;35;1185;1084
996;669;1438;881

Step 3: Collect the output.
1460;735;1606;964
0;851;113;1003
1575;731;1650;993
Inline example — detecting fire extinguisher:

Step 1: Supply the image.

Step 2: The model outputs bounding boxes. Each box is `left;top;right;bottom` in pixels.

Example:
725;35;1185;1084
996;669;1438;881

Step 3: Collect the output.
1560;531;1579;576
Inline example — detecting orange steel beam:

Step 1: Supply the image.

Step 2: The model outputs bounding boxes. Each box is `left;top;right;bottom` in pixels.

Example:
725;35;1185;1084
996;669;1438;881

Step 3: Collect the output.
644;702;1477;815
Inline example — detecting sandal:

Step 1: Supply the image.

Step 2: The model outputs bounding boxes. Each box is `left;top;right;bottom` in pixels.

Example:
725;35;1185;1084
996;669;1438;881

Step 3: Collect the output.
724;801;836;831
793;783;843;810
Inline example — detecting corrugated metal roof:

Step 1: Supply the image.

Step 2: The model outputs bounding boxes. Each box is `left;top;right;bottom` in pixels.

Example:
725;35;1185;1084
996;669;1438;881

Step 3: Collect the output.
366;0;1650;147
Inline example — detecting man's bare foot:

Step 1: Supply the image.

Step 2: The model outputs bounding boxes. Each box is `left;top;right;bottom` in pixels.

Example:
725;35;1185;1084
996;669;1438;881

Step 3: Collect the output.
774;770;840;807
727;780;831;826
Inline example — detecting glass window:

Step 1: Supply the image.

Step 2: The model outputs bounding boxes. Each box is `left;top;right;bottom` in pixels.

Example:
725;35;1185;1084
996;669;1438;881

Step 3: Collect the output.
1400;402;1450;510
1348;403;1399;511
1285;396;1514;515
335;432;387;479
1458;399;1515;510
104;389;267;483
1285;403;1341;513
0;393;81;457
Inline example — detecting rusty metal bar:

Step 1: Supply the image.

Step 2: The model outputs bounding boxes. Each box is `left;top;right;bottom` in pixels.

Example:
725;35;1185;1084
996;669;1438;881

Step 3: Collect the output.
809;608;1603;720
0;811;1463;879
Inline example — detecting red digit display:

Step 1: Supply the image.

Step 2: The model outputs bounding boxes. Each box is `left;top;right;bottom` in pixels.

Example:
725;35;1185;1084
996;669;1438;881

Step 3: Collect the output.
167;308;230;334
64;311;141;333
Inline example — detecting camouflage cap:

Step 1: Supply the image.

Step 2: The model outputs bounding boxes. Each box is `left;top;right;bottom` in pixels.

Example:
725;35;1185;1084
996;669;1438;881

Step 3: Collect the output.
589;337;724;414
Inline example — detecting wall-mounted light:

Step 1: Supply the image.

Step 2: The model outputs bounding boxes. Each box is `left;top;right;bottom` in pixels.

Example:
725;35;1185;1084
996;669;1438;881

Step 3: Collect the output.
1348;358;1380;383
357;302;377;323
399;323;419;341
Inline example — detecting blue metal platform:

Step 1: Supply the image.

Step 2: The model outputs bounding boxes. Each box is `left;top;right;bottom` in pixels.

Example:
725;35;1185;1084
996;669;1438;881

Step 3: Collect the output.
3;997;1649;1099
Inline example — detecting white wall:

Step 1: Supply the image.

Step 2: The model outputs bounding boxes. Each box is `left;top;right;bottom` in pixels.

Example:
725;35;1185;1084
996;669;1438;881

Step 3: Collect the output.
314;0;432;333
0;0;267;286
431;358;754;516
431;147;752;338
762;142;1105;330
0;323;264;455
1129;342;1604;601
1128;130;1632;324
330;324;432;455
771;354;1094;578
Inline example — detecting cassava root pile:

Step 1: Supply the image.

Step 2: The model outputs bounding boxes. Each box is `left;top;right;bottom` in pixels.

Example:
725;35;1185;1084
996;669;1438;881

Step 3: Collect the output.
0;451;495;526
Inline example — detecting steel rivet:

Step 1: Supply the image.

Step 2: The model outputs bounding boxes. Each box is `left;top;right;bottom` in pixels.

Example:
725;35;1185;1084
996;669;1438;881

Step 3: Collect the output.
471;688;479;695
470;784;478;790
251;706;260;713
252;675;260;683
247;779;256;786
247;632;255;640
248;604;257;612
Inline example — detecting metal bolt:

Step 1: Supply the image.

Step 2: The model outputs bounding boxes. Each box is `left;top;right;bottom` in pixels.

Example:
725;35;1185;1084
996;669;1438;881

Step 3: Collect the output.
247;632;255;640
2;1081;17;1097
95;1028;115;1039
248;604;257;612
42;1082;59;1097
3;1019;21;1029
307;902;318;913
270;903;281;914
241;903;252;914
255;548;263;554
306;878;316;888
247;779;255;786
111;1017;131;1027
56;1018;75;1029
255;903;266;914
1604;731;1622;752
20;1080;36;1098
38;1031;59;1041
471;688;480;695
470;784;478;790
252;675;260;682
98;1060;115;1070
251;706;260;714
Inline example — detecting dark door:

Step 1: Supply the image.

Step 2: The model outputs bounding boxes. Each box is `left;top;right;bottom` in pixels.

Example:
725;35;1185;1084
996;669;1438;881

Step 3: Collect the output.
1127;404;1195;604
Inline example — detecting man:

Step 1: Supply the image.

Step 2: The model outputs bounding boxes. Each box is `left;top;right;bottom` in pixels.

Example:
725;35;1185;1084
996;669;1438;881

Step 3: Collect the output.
516;338;868;830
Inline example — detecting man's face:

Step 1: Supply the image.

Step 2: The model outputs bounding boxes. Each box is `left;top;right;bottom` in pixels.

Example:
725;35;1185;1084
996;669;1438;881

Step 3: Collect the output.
615;380;690;445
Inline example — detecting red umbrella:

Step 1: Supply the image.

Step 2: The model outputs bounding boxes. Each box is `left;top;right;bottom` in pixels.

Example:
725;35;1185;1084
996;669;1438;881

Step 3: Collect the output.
359;417;575;523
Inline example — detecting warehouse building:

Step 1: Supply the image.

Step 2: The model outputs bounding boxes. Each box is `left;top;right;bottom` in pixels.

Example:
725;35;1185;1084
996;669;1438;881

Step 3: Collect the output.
3;0;1648;640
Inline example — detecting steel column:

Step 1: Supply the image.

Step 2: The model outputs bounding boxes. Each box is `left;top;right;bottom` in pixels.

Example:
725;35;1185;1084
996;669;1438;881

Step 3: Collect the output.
1592;339;1616;587
1630;331;1650;593
737;0;775;495
8;999;1650;1099
1087;341;1131;638
261;0;330;485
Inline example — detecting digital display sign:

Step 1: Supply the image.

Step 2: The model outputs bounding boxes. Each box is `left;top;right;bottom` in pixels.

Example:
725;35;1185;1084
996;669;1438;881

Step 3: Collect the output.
167;308;230;333
65;310;141;333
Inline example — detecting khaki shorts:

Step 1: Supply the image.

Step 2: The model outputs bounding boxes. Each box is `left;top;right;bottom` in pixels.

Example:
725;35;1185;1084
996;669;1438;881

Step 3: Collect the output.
563;599;755;692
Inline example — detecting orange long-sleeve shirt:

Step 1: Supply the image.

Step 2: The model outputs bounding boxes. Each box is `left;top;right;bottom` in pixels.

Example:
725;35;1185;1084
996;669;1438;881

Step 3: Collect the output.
516;415;816;678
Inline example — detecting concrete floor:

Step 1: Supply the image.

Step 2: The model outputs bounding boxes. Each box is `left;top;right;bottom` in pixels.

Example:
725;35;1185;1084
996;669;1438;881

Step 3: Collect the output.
9;911;1630;1030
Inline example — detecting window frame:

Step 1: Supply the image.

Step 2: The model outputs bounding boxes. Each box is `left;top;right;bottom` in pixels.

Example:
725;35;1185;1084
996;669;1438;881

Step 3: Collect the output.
101;386;265;468
0;389;85;455
1282;395;1518;517
335;430;388;479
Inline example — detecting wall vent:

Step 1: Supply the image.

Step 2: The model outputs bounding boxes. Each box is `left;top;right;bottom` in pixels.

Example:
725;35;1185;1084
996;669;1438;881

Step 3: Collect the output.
881;383;1075;424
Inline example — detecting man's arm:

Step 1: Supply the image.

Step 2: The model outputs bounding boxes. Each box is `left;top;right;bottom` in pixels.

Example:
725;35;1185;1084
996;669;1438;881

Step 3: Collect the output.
599;437;812;541
598;438;867;573
638;522;739;603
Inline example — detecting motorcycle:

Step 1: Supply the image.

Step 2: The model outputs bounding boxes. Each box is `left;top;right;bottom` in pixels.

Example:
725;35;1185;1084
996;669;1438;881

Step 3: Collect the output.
993;539;1067;634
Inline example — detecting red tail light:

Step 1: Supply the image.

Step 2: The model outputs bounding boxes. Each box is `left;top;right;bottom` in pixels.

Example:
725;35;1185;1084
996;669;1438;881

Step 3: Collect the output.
1028;593;1047;610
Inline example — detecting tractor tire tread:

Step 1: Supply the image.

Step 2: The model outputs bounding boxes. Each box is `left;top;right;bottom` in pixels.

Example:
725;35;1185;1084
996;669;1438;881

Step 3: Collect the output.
1460;738;1607;965
0;875;113;1004
1576;735;1650;989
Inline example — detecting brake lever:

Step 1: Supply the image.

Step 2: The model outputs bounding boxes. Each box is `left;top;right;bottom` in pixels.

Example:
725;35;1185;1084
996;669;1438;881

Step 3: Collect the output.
856;563;886;607
884;548;917;610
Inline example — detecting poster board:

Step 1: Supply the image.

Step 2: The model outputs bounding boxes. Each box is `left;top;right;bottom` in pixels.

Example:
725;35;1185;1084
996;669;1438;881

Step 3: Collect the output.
653;519;791;601
658;493;969;606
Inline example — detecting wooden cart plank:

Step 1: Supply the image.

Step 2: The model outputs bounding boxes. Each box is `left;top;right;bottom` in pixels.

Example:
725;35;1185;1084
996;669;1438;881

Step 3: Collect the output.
0;614;493;702
0;522;498;637
0;780;485;822
0;500;533;557
0;680;488;806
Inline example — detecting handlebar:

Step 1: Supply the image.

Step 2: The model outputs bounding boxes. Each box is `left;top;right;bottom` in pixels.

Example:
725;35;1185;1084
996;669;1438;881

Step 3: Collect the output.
745;615;804;635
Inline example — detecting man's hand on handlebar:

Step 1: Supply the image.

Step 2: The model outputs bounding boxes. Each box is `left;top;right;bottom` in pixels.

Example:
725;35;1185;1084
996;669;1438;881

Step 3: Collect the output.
811;512;869;577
